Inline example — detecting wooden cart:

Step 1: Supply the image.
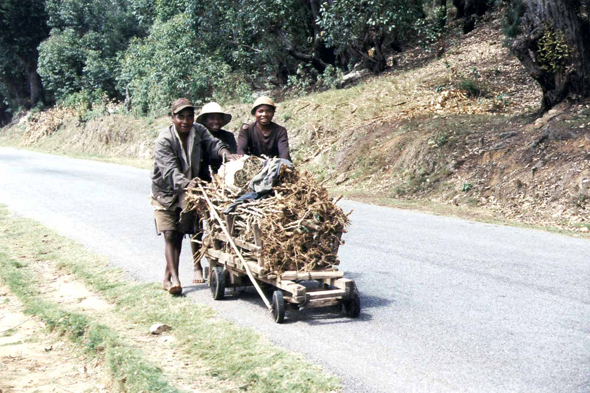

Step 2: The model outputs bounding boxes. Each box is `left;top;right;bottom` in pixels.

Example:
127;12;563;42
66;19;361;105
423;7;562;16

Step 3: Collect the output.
196;190;361;323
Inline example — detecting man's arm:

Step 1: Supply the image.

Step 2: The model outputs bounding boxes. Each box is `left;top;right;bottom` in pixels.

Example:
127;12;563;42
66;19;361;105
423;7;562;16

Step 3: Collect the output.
236;124;250;155
276;127;291;161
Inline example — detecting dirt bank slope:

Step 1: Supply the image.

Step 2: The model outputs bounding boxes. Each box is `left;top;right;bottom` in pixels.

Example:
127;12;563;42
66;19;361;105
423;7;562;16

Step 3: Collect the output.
1;13;588;233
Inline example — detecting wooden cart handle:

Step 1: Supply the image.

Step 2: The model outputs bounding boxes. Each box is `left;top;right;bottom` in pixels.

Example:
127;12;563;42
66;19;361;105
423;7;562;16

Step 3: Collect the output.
198;184;272;311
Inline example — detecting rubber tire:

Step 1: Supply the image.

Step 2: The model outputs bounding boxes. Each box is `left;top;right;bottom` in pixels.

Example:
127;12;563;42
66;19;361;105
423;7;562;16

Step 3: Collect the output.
272;290;285;323
210;266;226;300
344;291;361;318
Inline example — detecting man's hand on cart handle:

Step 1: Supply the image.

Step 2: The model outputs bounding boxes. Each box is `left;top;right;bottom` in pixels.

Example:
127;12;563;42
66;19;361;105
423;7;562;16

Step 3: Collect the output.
187;178;200;189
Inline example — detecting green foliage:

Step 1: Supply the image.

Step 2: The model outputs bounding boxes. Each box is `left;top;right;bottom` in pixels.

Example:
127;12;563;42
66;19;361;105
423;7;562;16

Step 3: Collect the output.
38;0;142;102
502;0;524;38
460;78;488;97
38;29;86;99
462;182;473;192
414;4;446;50
118;13;239;114
537;27;572;73
317;65;344;89
0;0;49;110
318;0;423;71
435;133;449;147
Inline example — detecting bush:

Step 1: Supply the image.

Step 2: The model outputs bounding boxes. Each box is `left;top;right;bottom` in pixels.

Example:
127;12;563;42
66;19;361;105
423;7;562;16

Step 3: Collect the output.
460;78;488;97
118;13;248;114
38;29;86;100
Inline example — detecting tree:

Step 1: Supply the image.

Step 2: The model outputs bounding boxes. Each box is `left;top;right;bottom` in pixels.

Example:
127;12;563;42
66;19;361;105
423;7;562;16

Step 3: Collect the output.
118;13;236;114
0;0;49;108
504;0;590;111
225;0;337;80
452;0;488;33
318;0;424;73
38;0;142;102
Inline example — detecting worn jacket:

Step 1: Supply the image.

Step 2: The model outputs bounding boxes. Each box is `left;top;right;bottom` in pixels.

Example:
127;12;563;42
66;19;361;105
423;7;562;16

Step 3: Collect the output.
151;123;227;209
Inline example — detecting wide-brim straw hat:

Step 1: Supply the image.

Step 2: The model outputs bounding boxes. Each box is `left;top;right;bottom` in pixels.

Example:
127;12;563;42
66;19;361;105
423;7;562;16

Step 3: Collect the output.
251;96;276;115
196;102;232;127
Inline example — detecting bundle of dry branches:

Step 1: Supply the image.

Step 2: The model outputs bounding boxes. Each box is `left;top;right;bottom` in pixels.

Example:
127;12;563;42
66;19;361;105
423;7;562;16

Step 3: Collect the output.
186;158;351;275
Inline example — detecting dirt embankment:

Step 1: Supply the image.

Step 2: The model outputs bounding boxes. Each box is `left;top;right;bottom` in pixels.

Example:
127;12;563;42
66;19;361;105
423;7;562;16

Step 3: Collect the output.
1;13;588;232
293;15;589;232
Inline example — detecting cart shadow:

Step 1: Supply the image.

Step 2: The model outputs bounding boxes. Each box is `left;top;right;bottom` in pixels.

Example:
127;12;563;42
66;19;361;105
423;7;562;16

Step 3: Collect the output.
217;287;392;325
183;281;392;325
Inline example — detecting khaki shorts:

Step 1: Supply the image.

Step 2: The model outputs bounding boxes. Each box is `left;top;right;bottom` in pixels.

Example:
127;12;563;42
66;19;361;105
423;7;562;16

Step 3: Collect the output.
154;208;198;235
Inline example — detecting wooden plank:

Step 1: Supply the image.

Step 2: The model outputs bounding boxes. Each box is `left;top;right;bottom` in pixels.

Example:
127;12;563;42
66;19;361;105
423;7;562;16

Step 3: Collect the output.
225;215;235;236
244;261;265;276
273;280;306;300
306;298;341;308
212;233;261;252
307;289;345;300
206;249;237;267
332;278;353;290
252;223;264;267
280;271;344;281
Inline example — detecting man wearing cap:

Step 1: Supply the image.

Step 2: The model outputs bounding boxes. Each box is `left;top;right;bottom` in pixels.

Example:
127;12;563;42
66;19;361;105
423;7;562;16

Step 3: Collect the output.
151;98;236;295
237;96;291;161
196;102;237;179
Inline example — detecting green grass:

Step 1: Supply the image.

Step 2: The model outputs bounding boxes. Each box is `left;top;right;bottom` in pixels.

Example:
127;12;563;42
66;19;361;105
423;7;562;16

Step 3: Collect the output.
0;248;181;392
0;205;340;392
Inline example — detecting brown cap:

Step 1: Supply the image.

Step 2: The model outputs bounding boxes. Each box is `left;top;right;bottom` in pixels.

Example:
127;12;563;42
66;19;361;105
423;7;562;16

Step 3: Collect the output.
170;98;196;115
251;96;276;115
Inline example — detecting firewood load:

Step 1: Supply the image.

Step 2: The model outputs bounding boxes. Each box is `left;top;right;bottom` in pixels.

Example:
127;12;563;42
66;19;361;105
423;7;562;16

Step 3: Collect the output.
185;156;351;275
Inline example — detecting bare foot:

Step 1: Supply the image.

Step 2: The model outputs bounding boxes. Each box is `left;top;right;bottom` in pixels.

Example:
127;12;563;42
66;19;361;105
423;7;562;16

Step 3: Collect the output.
168;280;182;295
192;269;205;284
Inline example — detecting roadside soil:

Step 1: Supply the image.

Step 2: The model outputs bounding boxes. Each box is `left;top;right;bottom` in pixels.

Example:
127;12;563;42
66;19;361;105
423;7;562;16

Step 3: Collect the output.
0;285;113;393
0;241;243;393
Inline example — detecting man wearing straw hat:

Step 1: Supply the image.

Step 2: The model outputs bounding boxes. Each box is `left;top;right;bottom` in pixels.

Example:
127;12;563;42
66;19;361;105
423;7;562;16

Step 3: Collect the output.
196;102;237;179
151;98;237;295
237;96;291;161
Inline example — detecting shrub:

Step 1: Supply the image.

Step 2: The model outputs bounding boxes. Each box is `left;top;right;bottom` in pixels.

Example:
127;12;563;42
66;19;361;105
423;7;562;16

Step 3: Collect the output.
118;13;247;114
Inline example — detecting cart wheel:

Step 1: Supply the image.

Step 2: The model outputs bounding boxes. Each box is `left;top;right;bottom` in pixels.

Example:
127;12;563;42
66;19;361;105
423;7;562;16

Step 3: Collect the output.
210;267;226;300
344;290;361;318
271;290;285;323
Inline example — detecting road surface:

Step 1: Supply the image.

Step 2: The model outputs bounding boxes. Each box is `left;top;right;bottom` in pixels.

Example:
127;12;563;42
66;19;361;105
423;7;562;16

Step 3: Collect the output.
1;147;589;392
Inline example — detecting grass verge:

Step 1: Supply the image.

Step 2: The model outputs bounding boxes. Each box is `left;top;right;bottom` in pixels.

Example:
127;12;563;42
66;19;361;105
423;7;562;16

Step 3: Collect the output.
0;205;340;393
0;255;181;392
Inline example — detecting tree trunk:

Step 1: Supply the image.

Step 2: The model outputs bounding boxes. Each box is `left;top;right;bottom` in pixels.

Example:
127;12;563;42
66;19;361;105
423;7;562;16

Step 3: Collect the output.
27;62;44;106
306;0;337;67
437;0;447;29
453;0;465;19
275;28;329;73
462;0;488;33
507;0;590;111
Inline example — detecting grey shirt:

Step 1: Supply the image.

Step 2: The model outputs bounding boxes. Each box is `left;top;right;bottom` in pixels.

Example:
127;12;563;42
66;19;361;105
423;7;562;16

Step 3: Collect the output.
151;123;227;209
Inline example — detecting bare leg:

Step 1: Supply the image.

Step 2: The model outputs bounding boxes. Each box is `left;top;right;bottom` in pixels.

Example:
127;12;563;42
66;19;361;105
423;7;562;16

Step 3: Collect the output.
163;230;183;294
191;233;205;284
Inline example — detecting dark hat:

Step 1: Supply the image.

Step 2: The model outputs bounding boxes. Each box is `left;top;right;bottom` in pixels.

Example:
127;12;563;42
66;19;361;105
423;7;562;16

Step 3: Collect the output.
170;98;196;115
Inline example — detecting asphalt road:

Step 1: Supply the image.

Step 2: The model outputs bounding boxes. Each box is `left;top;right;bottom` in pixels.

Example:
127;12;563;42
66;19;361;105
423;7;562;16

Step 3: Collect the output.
1;147;589;393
